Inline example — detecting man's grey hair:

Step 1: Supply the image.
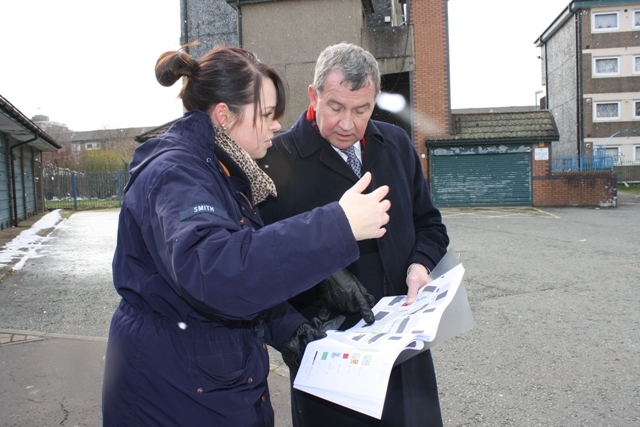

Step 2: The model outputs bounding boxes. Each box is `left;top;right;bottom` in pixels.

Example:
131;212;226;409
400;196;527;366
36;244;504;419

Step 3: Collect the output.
313;43;381;96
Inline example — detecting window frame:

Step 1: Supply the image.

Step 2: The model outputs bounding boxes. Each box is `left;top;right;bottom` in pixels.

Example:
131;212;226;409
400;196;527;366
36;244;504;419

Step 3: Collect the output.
593;101;621;121
634;100;640;120
604;146;622;165
592;56;620;77
592;11;620;32
634;10;640;29
634;145;640;163
634;55;640;75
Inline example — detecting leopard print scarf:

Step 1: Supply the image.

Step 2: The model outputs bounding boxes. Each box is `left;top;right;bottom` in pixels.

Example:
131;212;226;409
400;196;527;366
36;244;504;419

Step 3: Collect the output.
214;126;277;205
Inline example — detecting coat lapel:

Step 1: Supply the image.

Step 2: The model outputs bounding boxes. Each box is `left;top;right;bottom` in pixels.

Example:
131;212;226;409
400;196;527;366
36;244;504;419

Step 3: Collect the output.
291;114;359;182
361;121;386;174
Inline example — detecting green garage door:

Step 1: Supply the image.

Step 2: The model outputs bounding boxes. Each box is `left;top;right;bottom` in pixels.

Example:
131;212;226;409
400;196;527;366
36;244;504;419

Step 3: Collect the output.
431;147;532;207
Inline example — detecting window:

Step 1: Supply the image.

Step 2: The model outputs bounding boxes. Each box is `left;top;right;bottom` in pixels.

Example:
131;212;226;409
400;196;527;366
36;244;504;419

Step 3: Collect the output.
634;56;640;74
635;146;640;163
635;101;640;119
593;57;619;76
634;10;640;28
605;147;622;164
594;102;620;120
605;146;620;157
593;12;619;31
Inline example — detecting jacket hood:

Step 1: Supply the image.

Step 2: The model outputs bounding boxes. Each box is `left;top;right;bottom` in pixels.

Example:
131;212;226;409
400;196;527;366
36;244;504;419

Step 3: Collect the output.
126;110;215;193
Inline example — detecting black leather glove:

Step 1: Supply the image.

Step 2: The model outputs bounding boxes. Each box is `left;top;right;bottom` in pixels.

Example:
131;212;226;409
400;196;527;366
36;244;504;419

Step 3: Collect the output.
281;316;345;376
317;268;376;324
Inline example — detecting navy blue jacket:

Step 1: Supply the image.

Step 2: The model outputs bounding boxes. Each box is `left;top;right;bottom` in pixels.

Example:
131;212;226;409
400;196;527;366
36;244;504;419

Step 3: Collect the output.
102;110;359;426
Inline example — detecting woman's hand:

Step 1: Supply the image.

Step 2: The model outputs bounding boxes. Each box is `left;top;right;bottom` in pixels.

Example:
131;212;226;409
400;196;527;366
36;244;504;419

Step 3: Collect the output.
338;172;390;241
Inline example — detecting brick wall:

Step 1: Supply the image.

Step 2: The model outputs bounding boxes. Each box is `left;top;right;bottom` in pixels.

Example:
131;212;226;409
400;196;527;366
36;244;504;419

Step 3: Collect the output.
532;142;617;207
410;0;451;175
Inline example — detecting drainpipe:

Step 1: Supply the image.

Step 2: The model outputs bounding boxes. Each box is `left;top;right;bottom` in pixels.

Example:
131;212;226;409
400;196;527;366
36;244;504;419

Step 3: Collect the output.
180;0;189;48
575;9;583;158
236;0;243;47
10;135;37;227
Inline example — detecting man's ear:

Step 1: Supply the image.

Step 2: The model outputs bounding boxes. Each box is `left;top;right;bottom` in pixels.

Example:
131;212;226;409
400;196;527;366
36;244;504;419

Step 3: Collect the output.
308;85;319;109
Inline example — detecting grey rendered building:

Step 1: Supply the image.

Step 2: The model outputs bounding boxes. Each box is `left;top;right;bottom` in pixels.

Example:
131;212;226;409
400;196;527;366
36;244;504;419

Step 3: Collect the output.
159;0;565;208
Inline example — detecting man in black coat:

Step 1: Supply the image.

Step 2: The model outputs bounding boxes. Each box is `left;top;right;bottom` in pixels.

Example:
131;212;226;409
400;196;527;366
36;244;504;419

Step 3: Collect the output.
258;43;449;427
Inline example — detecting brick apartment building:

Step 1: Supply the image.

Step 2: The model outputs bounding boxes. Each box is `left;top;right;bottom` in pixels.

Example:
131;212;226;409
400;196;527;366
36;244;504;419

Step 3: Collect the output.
535;0;640;162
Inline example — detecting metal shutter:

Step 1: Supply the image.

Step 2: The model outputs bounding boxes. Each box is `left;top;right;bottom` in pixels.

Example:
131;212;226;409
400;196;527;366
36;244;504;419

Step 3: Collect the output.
431;149;532;207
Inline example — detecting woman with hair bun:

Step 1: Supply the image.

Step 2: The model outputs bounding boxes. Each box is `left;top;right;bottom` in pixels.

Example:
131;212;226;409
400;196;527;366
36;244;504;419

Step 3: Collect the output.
101;44;391;426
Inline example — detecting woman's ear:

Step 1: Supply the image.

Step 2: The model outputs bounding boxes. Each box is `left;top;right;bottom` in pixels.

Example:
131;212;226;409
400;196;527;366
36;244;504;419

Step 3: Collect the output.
210;103;230;129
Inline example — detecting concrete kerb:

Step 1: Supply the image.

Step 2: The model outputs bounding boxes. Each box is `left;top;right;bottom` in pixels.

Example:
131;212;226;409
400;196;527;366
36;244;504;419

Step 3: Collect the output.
0;329;107;345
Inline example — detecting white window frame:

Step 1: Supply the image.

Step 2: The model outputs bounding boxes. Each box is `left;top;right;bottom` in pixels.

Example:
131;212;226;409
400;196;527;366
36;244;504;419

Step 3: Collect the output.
634;10;640;29
593;56;620;77
593;101;621;121
634;56;640;74
592;11;619;32
634;145;640;163
634;100;640;119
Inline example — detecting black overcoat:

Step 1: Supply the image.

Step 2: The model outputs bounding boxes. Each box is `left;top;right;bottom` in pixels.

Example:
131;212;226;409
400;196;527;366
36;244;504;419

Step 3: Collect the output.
258;111;449;426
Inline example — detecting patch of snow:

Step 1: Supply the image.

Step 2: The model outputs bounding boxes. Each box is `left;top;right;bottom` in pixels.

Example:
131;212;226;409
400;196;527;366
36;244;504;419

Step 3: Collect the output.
0;210;67;270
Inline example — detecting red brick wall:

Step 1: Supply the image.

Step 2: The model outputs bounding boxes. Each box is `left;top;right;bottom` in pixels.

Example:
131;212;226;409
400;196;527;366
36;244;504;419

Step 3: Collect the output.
532;142;617;207
410;0;451;176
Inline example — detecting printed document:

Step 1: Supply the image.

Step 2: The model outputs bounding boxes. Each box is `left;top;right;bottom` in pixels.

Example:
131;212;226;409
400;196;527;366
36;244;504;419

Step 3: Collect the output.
293;248;474;419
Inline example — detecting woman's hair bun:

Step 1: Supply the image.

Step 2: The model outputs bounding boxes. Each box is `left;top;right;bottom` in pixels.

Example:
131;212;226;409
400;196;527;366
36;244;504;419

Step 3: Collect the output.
155;49;198;87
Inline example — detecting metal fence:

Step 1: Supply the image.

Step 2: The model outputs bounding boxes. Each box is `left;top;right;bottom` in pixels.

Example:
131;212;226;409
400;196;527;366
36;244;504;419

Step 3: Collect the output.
552;155;640;183
551;154;616;172
44;170;130;210
615;161;640;183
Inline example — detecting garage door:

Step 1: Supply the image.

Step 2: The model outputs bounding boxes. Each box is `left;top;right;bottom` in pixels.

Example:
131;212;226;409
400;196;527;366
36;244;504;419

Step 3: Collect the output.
431;146;532;207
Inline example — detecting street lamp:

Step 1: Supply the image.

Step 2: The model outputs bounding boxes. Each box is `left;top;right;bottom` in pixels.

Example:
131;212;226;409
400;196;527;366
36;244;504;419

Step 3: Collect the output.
535;90;544;110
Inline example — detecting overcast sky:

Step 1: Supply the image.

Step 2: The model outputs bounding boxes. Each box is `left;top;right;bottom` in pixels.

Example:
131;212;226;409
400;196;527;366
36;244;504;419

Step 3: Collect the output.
0;0;567;131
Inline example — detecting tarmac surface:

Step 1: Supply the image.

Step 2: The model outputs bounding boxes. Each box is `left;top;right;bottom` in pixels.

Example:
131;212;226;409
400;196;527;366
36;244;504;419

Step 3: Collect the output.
0;191;639;426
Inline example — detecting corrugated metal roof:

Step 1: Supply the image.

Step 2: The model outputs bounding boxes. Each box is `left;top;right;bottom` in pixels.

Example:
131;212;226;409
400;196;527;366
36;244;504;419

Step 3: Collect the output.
428;110;560;144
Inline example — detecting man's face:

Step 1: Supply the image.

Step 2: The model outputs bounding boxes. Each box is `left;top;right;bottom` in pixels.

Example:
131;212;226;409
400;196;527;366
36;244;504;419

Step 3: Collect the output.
309;70;377;150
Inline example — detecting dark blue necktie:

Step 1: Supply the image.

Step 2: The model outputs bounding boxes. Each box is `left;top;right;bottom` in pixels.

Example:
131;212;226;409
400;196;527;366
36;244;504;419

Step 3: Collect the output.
341;146;361;177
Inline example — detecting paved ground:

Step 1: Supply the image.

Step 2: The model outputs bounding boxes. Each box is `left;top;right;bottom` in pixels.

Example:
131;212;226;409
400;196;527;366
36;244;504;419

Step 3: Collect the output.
0;192;639;426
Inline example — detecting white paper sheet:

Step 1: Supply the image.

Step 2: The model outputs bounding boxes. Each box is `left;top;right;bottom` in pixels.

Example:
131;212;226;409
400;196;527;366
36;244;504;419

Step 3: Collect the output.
293;248;474;419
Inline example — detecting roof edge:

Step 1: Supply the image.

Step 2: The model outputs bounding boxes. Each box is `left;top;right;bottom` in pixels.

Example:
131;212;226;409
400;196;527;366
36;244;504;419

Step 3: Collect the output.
535;0;640;46
0;94;61;150
426;136;560;146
